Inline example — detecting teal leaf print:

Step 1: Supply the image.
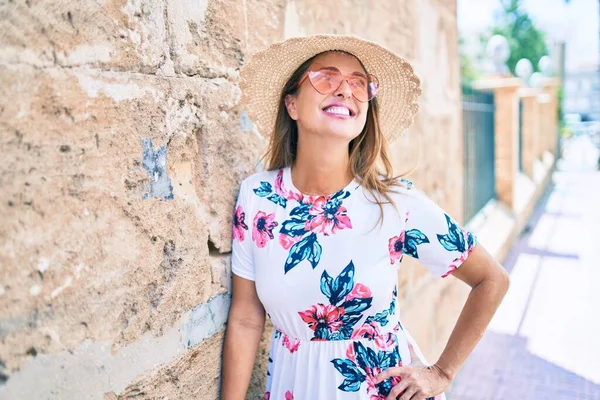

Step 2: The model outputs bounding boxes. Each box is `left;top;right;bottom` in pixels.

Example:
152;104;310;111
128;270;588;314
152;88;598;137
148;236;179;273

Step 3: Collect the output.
320;270;334;300
331;359;365;392
253;181;273;197
267;193;287;208
328;262;355;305
307;239;322;269
353;341;373;371
403;229;430;259
339;314;362;329
437;214;466;252
254;181;287;208
332;341;404;398
280;219;307;237
400;178;413;189
365;286;397;327
368;310;390;326
330;189;351;202
285;233;320;273
284;235;312;273
289;203;311;219
343;297;372;315
467;231;476;248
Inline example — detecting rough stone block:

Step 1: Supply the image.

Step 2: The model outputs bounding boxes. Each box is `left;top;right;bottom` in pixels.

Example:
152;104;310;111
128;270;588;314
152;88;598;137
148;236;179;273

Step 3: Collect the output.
0;64;261;374
0;0;168;72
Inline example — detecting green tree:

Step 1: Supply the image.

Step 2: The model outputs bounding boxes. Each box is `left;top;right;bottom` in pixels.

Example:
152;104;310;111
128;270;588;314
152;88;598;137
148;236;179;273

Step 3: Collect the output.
486;0;549;75
459;36;480;83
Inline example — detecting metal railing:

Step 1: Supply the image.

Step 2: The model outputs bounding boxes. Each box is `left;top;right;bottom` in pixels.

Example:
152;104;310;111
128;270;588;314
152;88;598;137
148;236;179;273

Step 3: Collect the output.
518;98;523;172
462;84;497;223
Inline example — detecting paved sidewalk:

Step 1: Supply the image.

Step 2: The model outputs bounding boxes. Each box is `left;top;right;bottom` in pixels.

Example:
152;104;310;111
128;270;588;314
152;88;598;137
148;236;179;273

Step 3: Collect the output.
448;136;600;400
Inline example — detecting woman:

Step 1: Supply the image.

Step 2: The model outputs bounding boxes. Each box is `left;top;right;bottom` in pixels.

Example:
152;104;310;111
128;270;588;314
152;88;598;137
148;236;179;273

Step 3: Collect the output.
221;34;509;400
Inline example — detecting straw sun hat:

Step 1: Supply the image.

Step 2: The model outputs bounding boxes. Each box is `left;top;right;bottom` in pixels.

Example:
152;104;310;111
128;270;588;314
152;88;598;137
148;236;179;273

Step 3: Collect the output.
239;34;422;143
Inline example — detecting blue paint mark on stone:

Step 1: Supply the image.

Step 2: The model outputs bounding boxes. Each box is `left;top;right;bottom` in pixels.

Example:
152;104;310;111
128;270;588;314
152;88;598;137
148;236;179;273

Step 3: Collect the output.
239;110;254;133
181;293;231;348
141;138;174;200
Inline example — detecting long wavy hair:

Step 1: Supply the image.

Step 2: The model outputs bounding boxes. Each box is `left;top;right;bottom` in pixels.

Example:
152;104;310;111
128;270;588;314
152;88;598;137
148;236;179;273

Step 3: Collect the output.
260;51;407;225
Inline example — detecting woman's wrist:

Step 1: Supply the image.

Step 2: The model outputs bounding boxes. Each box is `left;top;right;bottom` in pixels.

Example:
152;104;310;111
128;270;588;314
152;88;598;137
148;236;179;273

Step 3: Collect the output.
431;361;456;382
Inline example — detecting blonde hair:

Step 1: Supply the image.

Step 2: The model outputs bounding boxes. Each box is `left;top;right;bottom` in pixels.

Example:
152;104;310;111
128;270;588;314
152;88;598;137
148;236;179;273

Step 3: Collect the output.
260;51;408;225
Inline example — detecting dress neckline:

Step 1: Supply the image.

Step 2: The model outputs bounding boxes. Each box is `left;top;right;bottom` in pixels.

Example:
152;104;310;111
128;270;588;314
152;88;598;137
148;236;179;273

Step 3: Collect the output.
282;166;360;199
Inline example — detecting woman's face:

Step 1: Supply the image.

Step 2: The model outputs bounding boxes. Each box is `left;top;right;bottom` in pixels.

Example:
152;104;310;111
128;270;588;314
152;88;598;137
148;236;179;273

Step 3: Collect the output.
285;51;370;142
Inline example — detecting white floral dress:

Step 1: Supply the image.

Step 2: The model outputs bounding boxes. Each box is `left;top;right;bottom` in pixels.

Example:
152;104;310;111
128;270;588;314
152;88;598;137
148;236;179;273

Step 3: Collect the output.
231;167;476;400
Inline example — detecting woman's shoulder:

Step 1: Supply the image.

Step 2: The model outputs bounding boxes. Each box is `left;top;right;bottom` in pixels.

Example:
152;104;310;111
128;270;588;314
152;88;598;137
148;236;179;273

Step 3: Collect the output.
237;168;282;199
383;176;420;199
357;176;421;209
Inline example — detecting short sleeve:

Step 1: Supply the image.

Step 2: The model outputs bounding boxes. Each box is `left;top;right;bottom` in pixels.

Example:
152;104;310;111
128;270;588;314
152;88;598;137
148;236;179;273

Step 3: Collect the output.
231;180;255;281
403;187;477;278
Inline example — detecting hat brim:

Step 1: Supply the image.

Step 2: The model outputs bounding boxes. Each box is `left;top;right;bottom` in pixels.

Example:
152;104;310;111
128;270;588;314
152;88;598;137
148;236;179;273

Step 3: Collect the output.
239;34;421;143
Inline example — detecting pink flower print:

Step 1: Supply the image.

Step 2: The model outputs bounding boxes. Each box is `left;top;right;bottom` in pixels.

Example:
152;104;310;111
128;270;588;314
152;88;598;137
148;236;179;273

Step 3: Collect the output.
374;332;396;351
285;391;294;400
364;366;384;398
252;211;278;248
299;193;319;205
282;334;301;353
275;169;303;202
232;205;249;242
351;321;378;340
274;169;286;196
442;260;461;278
345;283;372;301
306;197;352;236
264;392;270;400
279;233;302;250
388;230;405;265
298;304;344;333
345;343;356;362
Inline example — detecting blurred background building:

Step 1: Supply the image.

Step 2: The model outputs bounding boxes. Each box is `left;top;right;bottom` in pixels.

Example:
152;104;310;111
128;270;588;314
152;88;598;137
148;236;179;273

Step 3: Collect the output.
564;61;600;121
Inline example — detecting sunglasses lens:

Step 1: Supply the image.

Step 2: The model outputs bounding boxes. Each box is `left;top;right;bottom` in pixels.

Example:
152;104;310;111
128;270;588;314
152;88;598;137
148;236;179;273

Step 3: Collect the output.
307;70;339;94
307;70;379;102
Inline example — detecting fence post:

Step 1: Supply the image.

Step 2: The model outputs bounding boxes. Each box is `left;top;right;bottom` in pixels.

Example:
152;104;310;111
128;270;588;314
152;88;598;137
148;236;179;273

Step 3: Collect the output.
473;78;523;211
519;88;541;179
541;79;561;159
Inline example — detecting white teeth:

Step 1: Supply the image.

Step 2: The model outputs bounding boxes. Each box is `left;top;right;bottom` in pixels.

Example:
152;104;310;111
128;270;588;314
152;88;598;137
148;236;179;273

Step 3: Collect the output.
323;106;351;116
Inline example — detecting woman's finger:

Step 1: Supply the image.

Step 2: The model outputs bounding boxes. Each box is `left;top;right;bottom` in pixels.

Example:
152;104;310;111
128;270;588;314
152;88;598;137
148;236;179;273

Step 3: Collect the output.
386;379;410;400
398;386;418;400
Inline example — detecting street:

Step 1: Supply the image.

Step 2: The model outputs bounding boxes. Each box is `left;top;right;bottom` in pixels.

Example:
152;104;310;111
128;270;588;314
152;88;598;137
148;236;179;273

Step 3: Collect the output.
449;135;600;399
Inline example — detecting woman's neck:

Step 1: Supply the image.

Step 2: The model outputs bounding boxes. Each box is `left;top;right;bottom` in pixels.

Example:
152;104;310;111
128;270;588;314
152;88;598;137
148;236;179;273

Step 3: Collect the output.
291;136;354;196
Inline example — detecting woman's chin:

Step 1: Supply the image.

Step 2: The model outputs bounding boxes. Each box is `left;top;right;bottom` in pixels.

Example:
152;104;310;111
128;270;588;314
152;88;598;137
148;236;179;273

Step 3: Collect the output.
317;125;361;141
326;130;361;142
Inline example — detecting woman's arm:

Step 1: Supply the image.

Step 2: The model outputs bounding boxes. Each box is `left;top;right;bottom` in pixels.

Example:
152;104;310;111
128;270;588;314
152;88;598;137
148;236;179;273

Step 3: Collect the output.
432;243;510;380
221;274;266;400
377;244;510;399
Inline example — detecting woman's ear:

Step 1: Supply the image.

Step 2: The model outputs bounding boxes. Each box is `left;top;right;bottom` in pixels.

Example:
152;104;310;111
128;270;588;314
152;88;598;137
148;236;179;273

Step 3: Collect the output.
285;94;299;121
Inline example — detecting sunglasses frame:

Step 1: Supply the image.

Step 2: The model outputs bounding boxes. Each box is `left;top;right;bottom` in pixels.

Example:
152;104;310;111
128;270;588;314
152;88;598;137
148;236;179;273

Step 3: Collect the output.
297;66;380;103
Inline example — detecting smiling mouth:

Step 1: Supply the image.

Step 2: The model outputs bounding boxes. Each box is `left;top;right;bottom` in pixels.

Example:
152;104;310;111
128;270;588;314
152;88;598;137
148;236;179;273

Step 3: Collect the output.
322;106;355;117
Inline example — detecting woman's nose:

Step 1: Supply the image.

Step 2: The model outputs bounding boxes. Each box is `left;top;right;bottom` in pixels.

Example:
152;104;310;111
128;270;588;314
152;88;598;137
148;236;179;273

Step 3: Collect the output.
333;79;352;99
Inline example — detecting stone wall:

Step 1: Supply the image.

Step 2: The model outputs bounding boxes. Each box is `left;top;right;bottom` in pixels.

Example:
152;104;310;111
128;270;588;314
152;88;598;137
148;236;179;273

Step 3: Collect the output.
0;1;464;399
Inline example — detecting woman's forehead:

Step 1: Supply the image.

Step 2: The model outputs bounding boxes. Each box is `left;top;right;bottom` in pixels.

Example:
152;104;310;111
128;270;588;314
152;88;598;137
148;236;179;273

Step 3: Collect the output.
310;51;367;75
